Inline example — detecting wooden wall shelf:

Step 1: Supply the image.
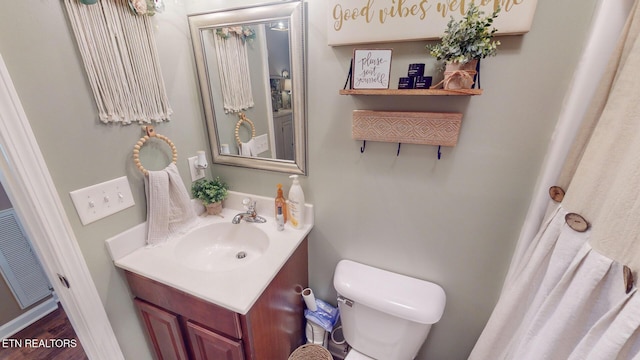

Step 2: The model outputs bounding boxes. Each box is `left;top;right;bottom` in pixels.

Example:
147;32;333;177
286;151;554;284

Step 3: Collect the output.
340;89;482;96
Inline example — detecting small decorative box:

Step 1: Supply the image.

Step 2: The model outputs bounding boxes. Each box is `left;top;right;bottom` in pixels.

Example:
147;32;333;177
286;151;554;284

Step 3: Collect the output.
398;77;414;89
408;63;425;77
413;76;433;89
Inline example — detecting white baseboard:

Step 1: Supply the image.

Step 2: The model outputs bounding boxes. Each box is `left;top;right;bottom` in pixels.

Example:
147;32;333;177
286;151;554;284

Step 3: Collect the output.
0;296;58;339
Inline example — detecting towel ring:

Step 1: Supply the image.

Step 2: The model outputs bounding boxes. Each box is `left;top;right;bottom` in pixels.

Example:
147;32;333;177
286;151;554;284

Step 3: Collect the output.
133;126;178;176
234;112;256;146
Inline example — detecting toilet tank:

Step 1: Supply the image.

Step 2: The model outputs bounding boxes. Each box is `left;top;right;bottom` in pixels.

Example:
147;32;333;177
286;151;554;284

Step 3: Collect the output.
333;260;446;360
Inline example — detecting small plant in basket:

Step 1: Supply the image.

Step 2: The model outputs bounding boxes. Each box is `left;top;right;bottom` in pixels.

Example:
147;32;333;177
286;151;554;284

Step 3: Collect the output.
191;177;228;215
427;3;500;89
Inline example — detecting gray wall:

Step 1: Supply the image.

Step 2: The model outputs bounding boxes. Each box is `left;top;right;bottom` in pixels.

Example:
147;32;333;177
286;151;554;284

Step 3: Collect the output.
0;2;210;359
0;275;23;326
0;0;598;359
266;24;290;77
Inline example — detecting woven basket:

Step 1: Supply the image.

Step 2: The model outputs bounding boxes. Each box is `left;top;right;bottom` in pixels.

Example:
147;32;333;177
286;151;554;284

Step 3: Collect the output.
443;59;478;90
288;344;333;360
205;202;222;215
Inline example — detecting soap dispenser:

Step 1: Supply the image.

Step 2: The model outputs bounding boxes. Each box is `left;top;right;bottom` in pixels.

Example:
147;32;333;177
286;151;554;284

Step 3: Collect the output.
287;175;305;229
275;183;287;223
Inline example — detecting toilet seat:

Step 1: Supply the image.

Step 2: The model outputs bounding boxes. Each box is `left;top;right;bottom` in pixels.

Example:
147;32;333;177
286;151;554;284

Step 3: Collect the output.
345;349;375;360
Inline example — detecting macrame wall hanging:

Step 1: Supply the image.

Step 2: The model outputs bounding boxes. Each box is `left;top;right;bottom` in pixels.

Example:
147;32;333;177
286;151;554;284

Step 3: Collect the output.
213;26;255;113
63;0;172;124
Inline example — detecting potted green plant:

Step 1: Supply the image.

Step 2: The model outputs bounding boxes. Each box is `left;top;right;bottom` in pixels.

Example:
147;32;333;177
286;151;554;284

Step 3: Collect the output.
427;4;500;89
191;177;229;215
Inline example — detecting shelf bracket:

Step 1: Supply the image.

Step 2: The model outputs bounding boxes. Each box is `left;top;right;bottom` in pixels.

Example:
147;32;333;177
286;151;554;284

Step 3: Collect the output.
344;61;353;90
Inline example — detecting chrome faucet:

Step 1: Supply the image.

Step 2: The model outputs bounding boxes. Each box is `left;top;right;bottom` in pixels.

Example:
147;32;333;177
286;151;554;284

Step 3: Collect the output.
232;198;267;224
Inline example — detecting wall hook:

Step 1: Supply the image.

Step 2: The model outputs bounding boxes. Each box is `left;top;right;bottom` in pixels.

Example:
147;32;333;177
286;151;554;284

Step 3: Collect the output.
437;145;442;160
360;140;366;153
397;143;402;156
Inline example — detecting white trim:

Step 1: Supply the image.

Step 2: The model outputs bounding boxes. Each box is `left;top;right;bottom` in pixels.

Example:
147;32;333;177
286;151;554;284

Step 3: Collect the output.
0;297;58;339
257;24;278;159
0;53;124;358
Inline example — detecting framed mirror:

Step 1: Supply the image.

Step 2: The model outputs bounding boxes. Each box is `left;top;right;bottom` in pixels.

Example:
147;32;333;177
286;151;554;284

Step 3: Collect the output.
189;1;307;175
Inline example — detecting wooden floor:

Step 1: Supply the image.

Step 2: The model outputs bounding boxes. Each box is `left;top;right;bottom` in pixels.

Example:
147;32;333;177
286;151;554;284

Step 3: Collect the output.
0;304;87;360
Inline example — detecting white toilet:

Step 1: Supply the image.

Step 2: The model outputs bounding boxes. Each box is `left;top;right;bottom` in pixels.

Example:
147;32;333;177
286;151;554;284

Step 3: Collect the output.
333;260;446;360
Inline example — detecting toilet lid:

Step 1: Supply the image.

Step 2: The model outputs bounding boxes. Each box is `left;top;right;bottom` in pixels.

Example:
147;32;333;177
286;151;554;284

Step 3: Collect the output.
345;349;376;360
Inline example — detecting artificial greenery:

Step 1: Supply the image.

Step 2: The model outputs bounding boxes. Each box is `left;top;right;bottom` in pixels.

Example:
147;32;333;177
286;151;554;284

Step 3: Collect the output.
427;4;500;64
216;26;256;43
128;0;157;16
191;177;229;205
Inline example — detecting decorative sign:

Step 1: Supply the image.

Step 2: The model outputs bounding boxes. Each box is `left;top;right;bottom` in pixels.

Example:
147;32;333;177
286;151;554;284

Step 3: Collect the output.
352;49;393;89
328;0;538;46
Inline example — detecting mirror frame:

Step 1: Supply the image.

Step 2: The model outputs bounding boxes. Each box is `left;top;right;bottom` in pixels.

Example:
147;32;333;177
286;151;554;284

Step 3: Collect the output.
189;1;307;175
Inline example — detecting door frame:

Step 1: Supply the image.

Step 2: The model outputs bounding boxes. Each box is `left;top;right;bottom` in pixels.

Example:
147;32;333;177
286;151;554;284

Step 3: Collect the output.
0;53;124;359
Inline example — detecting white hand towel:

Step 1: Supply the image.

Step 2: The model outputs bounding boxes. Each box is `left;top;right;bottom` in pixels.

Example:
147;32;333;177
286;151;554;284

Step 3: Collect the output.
239;142;250;156
145;168;169;246
144;163;197;246
240;139;256;157
165;163;197;234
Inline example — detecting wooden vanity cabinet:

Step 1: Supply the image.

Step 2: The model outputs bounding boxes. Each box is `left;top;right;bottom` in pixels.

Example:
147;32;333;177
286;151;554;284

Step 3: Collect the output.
126;238;308;360
185;320;244;360
134;298;190;360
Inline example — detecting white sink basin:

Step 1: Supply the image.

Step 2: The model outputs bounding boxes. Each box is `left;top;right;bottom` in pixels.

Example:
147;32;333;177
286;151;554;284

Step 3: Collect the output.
174;223;270;272
106;191;314;314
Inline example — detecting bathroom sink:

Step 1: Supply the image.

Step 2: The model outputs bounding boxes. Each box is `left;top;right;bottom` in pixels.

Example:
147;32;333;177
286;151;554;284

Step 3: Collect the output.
174;223;269;272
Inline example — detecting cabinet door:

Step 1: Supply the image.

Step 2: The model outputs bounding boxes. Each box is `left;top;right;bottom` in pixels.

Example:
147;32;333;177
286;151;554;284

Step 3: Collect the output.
281;115;294;161
273;112;294;161
187;321;244;360
134;298;189;360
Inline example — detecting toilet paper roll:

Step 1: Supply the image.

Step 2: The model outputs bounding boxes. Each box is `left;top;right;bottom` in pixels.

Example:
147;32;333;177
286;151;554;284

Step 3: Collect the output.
306;321;326;345
302;288;317;311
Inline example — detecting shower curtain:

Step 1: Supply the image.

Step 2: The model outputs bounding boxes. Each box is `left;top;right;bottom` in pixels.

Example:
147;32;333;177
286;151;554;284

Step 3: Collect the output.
469;0;640;358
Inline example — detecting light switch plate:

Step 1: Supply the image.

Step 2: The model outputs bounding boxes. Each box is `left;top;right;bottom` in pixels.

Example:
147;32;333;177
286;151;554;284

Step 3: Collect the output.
188;156;205;182
254;134;269;155
69;176;135;225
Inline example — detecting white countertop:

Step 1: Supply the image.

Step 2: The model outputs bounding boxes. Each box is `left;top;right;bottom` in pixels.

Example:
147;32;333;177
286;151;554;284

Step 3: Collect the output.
106;191;313;315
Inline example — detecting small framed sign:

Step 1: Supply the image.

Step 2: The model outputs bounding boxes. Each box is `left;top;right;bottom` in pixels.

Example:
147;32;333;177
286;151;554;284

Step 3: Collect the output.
352;49;392;90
